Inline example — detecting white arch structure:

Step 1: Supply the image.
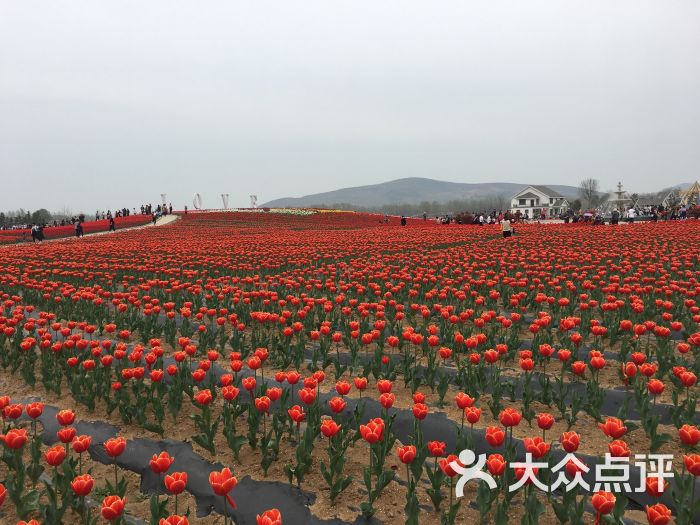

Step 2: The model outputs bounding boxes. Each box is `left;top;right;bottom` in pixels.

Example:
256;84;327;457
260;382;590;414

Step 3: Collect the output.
192;193;203;210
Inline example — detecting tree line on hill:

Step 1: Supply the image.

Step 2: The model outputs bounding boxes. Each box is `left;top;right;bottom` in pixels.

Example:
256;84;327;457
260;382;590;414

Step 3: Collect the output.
1;209;51;228
0;208;76;229
314;195;513;216
312;194;596;216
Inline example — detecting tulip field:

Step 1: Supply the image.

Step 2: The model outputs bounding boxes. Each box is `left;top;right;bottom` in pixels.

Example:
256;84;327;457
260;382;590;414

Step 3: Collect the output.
1;210;699;525
0;216;153;245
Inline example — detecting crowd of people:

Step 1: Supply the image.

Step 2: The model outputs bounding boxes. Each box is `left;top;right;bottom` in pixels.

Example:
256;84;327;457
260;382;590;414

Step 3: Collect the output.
425;210;517;226
388;201;698;239
92;203;174;222
564;203;694;225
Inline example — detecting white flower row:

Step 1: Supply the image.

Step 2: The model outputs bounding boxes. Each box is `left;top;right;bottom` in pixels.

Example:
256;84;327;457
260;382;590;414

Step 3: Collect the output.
188;208;318;216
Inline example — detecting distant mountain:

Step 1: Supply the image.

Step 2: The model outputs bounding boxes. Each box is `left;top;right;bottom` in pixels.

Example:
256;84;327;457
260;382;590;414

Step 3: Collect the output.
657;182;694;193
262;178;587;208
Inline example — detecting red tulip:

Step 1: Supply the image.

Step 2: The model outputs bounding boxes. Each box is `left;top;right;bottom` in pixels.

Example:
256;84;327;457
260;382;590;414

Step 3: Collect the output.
485;426;505;447
194;389;213;406
598;417;627;439
536;413;554;430
645;503;671;525
3;404;23;420
298;387;316;405
397;445;416;464
266;387;282;401
359;418;384;444
571;361;586;376
524;437;550;458
160;516;189;525
72;434;92;454
286;371;301;385
209;467;237;508
681;372;697;387
560;431;580;453
45;445;67;466
328;397;347;414
222;385;240;401
242;377;257;392
647;379;664;396
684;454;700;476
25;402;44;419
608;439;630;457
645;476;668;497
464;406;481;425
288;405;306;424
455;392;474;409
427;440;446;457
321;419;341;438
105;437;127;457
499;408;521;427
439;454;461;477
376;379;392;393
56;409;75;426
255;396;271;413
100;495;125;521
71;474;94;496
164;472;188;495
0;427;26;450
679;424;700;447
150;452;174;474
486;454;506;476
335;381;351;396
591;490;615;516
353;377;368;391
57;426;77;444
257;508;282;525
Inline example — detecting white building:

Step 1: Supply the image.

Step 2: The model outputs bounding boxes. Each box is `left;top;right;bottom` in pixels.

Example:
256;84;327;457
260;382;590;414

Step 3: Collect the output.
510;186;569;219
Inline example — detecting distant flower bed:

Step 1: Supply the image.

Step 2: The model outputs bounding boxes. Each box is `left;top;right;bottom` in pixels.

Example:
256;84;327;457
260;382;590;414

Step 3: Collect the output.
0;215;152;244
190;208;322;216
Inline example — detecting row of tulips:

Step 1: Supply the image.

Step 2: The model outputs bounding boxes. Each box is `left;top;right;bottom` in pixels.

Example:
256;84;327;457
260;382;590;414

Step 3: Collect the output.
1;307;699;523
3;378;700;524
0;401;282;524
2;310;698;455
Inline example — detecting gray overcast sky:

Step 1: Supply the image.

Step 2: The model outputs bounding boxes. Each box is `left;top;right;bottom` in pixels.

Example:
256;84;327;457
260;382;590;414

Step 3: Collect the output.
1;1;699;212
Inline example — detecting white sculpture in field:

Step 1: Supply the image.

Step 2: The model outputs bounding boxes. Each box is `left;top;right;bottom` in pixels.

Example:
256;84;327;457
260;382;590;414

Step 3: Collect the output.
193;193;203;210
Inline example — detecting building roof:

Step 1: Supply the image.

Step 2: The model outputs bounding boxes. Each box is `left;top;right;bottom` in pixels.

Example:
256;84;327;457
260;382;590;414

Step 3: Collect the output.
512;185;567;200
530;185;566;198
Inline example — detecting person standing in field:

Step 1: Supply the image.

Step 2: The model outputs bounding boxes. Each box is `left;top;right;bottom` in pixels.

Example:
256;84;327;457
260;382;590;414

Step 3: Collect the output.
611;209;620;225
501;218;512;238
108;217;116;232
